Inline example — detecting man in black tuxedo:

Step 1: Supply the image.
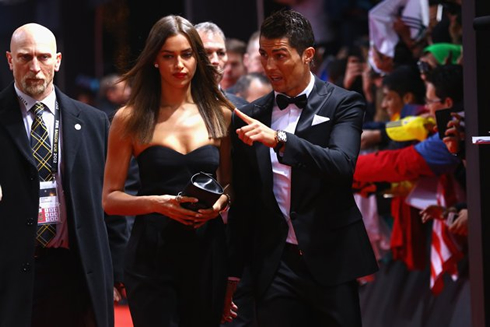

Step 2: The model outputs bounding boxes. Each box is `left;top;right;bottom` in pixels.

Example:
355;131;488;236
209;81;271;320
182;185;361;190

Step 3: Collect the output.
224;10;378;327
0;23;113;326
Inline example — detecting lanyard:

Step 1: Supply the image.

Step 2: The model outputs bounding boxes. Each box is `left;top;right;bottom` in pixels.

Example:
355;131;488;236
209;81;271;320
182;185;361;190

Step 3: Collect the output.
51;100;60;174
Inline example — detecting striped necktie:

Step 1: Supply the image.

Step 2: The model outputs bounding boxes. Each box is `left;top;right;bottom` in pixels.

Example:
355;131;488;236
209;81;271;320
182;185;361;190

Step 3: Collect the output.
31;102;56;246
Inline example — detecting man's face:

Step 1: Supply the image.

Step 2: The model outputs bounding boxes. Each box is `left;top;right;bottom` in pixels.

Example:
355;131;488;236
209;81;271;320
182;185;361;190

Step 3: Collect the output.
244;38;264;74
259;36;313;97
109;80;131;106
6;26;61;100
198;31;227;82
221;52;246;90
243;79;272;102
381;86;404;119
425;82;449;117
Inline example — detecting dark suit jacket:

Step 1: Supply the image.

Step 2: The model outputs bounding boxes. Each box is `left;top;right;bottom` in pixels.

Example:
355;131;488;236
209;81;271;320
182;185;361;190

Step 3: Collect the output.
225;90;249;109
228;76;378;298
0;83;114;327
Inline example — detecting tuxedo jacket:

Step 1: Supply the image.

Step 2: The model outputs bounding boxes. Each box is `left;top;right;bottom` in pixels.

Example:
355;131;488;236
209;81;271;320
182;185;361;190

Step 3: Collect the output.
228;76;378;298
0;83;114;327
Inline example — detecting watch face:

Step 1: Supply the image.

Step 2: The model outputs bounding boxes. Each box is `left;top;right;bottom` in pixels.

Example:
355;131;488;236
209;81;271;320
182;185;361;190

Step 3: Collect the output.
277;131;287;143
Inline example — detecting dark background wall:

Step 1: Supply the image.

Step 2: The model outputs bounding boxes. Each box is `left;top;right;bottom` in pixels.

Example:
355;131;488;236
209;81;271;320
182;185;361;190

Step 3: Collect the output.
0;0;283;97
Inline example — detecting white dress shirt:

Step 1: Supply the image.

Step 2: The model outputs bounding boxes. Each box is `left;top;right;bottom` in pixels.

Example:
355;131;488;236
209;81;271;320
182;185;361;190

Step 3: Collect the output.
270;73;315;244
16;85;69;248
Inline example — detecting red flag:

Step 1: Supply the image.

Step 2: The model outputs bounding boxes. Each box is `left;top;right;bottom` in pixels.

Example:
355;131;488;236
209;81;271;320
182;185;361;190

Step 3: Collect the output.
429;174;464;295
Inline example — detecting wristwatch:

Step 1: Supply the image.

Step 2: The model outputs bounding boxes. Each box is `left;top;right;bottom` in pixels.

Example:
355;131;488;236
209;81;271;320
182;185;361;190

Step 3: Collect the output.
274;130;287;153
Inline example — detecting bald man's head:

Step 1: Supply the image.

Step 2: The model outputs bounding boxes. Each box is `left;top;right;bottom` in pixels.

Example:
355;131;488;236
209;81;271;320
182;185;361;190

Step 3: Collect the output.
6;23;61;100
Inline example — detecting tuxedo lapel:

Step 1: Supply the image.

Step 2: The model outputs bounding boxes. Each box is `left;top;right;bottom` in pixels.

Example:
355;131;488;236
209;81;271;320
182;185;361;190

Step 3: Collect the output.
295;77;333;137
0;85;36;168
252;94;275;193
56;90;83;178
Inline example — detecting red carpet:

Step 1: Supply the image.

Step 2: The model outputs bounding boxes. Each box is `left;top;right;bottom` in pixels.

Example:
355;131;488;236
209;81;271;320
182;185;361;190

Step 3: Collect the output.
115;303;133;327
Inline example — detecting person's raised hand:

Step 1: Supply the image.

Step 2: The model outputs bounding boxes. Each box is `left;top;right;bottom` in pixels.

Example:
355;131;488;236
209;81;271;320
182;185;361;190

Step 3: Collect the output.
448;209;468;236
443;113;464;155
420;205;446;223
344;56;364;90
235;108;277;148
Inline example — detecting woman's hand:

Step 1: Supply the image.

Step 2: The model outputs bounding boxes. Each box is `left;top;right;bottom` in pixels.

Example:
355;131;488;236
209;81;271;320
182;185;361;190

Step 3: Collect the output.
113;282;126;303
153;192;229;228
193;193;230;228
221;280;239;323
153;194;200;226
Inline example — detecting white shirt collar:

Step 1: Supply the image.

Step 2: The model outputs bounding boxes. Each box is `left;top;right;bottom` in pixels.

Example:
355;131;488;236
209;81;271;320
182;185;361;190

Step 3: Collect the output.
14;84;57;115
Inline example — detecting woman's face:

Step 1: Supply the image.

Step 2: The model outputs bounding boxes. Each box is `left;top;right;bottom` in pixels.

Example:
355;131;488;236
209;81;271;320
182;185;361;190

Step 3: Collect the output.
154;33;197;89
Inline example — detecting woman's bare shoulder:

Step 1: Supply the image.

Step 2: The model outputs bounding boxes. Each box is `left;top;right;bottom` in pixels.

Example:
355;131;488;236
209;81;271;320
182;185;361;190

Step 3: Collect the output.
112;105;133;123
221;105;232;124
110;105;135;134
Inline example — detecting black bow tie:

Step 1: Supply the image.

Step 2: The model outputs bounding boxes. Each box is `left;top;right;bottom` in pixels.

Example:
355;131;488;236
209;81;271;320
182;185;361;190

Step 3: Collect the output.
276;94;308;110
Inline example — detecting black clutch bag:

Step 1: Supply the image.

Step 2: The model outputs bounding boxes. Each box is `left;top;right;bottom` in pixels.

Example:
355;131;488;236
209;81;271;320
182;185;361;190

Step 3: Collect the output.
179;172;224;211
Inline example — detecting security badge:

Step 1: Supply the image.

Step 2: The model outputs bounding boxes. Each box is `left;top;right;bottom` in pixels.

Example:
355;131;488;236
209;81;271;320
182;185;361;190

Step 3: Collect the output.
38;180;61;225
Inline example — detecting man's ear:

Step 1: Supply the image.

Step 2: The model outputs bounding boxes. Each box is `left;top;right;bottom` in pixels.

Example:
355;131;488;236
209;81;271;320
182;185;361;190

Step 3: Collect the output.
54;52;62;72
303;47;315;65
443;97;453;109
403;92;414;104
6;51;13;71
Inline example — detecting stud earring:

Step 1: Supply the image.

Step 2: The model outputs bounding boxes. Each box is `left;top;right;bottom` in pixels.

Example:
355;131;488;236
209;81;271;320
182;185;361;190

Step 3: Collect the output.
154;64;159;68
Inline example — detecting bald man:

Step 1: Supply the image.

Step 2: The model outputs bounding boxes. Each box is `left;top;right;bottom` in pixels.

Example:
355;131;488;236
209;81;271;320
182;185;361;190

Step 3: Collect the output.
0;23;114;327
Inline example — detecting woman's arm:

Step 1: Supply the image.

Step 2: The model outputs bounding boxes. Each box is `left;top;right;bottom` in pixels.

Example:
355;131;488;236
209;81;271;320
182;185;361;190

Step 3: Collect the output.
191;106;233;228
217;107;233;198
102;107;198;225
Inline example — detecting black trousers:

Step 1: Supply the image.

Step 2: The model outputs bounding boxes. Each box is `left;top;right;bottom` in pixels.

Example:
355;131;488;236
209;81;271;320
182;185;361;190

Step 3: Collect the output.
32;247;95;327
256;244;362;327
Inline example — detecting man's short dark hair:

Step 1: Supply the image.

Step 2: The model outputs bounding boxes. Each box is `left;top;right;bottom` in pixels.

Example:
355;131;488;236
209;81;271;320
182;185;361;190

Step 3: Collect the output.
382;65;426;104
427;64;463;103
226;38;246;56
260;9;315;56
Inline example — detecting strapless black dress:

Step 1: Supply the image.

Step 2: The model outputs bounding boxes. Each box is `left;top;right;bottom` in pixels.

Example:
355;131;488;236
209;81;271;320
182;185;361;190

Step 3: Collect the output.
124;145;227;327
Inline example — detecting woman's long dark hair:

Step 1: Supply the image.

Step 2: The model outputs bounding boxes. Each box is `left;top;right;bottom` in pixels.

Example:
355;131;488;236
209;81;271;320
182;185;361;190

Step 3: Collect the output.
121;15;234;143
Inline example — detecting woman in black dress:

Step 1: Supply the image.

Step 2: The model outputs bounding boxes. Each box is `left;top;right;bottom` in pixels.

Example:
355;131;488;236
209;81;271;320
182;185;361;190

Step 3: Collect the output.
102;15;234;327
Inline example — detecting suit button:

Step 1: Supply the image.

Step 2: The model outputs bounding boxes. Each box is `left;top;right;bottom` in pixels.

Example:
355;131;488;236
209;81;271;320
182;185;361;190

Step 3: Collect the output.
22;262;31;272
26;217;35;226
290;212;297;220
